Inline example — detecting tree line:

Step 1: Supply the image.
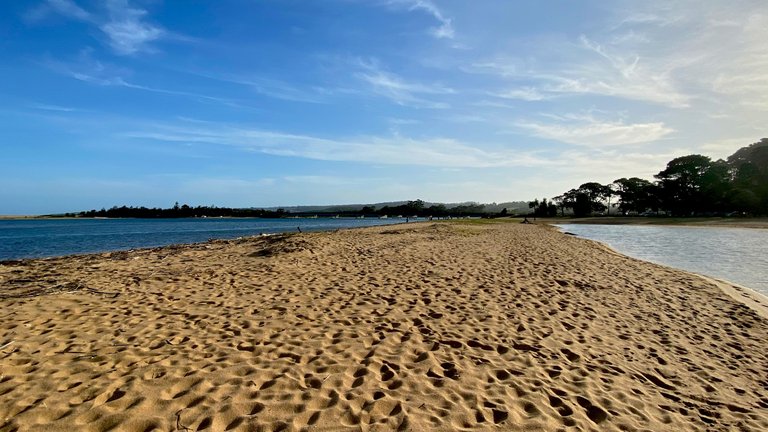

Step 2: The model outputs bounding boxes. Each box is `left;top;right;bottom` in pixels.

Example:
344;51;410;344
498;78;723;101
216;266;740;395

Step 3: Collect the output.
363;200;487;217
530;138;768;217
75;203;288;218
70;200;489;219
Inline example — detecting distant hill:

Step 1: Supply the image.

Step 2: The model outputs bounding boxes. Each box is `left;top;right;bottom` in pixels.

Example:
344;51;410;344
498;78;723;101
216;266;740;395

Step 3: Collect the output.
262;200;530;214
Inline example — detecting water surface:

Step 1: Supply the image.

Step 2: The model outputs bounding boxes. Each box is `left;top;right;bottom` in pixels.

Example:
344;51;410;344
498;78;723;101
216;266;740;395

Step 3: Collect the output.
0;218;401;261
556;224;768;296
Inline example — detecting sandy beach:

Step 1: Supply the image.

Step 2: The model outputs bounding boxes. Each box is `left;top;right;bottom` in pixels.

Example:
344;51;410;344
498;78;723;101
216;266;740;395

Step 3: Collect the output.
1;222;766;431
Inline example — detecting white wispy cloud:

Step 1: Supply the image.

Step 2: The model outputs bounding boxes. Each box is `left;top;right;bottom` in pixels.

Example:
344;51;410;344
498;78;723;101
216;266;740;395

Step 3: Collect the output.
100;0;164;54
567;34;691;108
699;137;763;159
188;72;335;104
471;100;518;110
470;1;768;111
354;58;454;108
550;148;690;182
467;61;518;78
516;112;674;147
612;11;681;29
179;178;277;197
385;0;454;39
494;87;550;102
26;0;165;55
117;119;552;169
473;46;689;108
698;12;768;110
44;49;132;85
29;103;78;112
44;52;257;109
20;107;715;203
123;118;689;197
283;175;347;185
25;0;92;22
387;118;421;125
231;77;327;103
443;114;488;124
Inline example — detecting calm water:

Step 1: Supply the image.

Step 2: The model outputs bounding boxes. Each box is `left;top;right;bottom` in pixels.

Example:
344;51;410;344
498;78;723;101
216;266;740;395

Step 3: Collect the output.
0;218;402;261
556;224;768;297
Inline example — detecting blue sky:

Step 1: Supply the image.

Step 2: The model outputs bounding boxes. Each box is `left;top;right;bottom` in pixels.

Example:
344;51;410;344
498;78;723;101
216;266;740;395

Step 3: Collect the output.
1;0;766;214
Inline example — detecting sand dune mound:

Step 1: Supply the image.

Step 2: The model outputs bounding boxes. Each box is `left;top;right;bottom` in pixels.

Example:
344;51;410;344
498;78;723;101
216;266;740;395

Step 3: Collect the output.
248;234;314;258
1;222;766;431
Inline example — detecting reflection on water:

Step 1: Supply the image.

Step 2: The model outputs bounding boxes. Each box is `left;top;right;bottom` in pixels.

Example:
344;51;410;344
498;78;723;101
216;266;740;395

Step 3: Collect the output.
556;224;768;297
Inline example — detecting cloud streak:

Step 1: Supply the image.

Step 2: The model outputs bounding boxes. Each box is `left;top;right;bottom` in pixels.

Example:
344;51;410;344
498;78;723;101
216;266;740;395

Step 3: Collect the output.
385;0;454;39
475;45;690;108
44;53;259;110
30;103;78;112
27;0;165;55
354;58;454;108
472;1;768;111
102;115;692;191
100;0;164;54
190;72;335;104
26;0;92;22
516;113;674;147
493;87;550;102
117;118;553;169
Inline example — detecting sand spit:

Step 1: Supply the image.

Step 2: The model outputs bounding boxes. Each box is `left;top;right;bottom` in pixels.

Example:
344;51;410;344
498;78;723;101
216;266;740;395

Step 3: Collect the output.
0;222;766;431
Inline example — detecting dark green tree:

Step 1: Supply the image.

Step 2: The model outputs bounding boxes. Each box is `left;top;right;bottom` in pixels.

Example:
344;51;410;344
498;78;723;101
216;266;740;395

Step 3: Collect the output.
572;192;592;217
556;138;768;217
559;189;581;216
577;182;610;214
406;200;425;213
700;160;733;213
654;154;713;215
552;195;567;216
613;177;657;214
427;204;448;216
727;138;768;214
528;198;557;217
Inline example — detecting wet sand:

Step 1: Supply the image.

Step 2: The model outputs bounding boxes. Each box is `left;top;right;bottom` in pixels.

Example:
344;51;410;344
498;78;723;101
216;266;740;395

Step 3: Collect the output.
1;222;766;431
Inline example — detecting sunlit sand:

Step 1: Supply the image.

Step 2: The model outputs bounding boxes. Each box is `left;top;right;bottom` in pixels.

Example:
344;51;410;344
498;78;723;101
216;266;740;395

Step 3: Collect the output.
1;222;766;431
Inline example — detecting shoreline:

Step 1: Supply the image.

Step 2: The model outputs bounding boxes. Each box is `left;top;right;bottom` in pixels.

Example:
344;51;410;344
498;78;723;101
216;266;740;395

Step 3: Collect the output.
5;219;766;319
0;216;407;220
5;214;767;228
696;275;768;320
5;218;766;319
537;216;768;229
0;219;409;262
544;222;768;320
1;222;766;430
